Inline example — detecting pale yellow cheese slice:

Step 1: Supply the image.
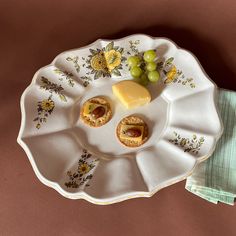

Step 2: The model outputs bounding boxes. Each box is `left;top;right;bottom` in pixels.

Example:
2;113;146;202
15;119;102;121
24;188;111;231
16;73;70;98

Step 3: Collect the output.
83;102;107;118
112;80;151;109
120;124;144;142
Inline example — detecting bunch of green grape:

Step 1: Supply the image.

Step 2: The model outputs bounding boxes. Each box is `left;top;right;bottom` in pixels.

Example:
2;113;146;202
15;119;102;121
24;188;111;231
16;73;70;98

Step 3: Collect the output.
127;50;160;86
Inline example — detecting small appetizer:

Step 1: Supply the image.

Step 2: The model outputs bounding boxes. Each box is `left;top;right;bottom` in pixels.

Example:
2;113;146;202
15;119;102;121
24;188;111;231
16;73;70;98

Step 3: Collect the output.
116;115;148;147
80;96;112;127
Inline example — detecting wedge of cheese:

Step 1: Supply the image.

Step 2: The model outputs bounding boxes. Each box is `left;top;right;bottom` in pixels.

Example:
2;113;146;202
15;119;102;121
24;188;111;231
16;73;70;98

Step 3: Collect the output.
112;80;151;109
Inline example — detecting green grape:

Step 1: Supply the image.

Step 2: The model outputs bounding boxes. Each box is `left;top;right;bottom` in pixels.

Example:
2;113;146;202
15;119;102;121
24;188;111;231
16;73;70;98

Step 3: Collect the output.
140;73;149;86
148;70;160;82
146;62;157;71
130;66;143;78
127;56;141;67
143;50;156;62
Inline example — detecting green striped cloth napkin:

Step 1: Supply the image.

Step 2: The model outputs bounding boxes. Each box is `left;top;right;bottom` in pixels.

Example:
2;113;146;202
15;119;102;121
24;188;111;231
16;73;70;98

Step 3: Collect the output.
186;89;236;205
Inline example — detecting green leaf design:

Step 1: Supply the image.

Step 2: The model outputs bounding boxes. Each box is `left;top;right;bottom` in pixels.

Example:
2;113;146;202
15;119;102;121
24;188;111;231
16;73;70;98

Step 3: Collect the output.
80;76;92;81
53;69;75;87
94;70;103;80
66;56;80;73
116;64;123;70
59;94;67;102
66;57;73;61
200;137;205;143
108;54;117;64
75;65;80;73
118;48;124;54
112;69;121;76
166;57;174;65
121;57;126;63
105;41;114;51
89;49;97;55
54;68;61;74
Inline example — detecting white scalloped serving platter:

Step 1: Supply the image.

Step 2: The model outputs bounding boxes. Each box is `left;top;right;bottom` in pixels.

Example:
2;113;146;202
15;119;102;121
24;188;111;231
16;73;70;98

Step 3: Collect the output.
18;34;223;204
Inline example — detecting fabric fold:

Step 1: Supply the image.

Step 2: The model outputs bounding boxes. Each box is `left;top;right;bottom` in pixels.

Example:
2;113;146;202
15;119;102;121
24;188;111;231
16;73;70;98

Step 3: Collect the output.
186;89;236;205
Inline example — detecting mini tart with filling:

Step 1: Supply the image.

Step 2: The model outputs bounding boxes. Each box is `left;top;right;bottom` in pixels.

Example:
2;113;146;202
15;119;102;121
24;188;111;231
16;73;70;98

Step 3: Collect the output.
80;96;112;127
116;115;149;147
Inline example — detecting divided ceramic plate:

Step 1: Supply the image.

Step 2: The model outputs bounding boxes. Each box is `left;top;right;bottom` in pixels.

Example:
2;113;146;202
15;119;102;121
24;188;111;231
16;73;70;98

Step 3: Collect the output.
18;34;223;204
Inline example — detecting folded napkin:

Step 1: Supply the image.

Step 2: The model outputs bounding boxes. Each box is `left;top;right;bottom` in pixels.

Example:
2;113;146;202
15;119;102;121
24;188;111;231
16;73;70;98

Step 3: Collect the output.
186;89;236;205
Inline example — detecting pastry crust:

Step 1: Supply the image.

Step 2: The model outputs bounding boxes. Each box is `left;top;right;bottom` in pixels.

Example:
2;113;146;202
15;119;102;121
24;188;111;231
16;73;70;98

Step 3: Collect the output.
116;115;148;147
80;96;112;127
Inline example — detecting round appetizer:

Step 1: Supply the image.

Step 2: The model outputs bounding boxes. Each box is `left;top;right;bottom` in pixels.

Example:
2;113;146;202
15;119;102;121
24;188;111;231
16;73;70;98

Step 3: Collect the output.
116;115;149;147
80;96;112;127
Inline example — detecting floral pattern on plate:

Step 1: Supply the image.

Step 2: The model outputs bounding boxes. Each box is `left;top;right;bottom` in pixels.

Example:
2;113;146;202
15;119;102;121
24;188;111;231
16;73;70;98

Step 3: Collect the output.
66;56;80;73
160;57;196;88
169;132;205;155
82;41;126;79
65;149;98;188
54;68;75;87
33;96;55;129
33;76;67;129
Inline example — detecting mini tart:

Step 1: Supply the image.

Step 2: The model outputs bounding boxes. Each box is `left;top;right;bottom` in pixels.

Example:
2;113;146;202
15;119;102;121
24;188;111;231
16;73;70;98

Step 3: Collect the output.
80;96;112;127
116;115;149;147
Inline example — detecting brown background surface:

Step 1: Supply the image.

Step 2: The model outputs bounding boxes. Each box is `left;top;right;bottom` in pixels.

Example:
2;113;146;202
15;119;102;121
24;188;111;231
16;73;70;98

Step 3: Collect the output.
1;0;236;235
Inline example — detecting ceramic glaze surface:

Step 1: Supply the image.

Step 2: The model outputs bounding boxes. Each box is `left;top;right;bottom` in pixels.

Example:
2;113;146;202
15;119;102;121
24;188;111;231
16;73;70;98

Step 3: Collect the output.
18;35;223;204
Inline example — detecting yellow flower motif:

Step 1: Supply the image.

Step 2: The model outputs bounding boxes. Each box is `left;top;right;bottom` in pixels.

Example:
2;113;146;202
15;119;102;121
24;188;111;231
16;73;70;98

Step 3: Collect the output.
41;99;55;111
78;163;91;175
104;50;121;72
165;66;177;84
90;52;107;71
